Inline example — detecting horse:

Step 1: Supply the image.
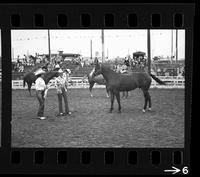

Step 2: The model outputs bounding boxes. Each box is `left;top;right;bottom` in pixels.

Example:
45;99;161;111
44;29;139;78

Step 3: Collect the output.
83;67;109;97
92;63;166;113
23;70;60;96
117;69;130;99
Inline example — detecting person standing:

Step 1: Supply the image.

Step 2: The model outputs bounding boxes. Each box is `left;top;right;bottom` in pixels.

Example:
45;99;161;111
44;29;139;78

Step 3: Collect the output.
34;68;48;120
55;69;71;117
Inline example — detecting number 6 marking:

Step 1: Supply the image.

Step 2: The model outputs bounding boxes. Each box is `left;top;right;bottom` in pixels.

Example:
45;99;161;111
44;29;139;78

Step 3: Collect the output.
182;166;189;174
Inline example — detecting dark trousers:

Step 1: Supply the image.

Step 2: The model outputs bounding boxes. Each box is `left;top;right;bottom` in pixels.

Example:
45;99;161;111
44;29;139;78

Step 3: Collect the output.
57;87;69;114
36;90;45;117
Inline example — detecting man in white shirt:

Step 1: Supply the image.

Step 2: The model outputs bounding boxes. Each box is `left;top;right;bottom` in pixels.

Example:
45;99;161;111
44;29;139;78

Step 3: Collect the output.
34;68;47;120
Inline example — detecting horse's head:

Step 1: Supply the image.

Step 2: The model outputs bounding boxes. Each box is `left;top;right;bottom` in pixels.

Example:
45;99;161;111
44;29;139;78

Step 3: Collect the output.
88;67;95;78
92;63;102;77
44;71;60;84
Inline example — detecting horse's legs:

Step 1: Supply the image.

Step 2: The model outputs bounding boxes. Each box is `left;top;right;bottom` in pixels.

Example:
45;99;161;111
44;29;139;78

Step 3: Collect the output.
115;91;121;113
106;85;110;98
89;81;95;97
28;83;32;96
109;91;115;113
146;91;152;111
142;89;148;112
125;91;128;99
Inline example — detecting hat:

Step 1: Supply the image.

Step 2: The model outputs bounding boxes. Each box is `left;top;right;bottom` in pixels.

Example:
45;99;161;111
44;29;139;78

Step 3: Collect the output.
55;64;60;68
34;68;46;75
58;68;63;73
65;69;71;74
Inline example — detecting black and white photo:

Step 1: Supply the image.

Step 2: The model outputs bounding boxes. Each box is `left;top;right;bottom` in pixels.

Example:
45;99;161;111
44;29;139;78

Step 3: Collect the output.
11;29;185;148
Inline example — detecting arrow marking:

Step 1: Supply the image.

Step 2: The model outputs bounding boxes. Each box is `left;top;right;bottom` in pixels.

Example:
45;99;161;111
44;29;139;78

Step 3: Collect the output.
164;166;181;174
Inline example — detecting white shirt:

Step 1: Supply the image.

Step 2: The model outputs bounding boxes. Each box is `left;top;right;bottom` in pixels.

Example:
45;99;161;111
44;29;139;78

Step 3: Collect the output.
35;77;46;91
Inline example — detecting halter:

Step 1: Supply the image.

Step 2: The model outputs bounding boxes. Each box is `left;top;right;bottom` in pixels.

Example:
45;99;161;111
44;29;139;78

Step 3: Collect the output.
89;67;95;78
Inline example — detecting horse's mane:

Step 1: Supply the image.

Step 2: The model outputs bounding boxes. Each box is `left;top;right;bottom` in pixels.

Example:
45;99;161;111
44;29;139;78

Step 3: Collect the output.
44;71;60;84
100;64;117;74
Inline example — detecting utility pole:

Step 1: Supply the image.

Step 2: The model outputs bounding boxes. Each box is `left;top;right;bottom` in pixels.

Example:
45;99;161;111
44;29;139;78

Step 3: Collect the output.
147;29;151;74
171;30;173;61
101;29;105;63
176;29;178;63
48;29;51;61
90;39;93;60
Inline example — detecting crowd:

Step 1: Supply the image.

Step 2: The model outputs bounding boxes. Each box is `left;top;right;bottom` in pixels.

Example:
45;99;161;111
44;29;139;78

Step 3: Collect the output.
12;54;84;73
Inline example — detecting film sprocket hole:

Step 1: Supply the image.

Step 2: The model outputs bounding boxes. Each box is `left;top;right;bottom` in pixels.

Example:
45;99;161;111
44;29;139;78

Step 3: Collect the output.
0;3;194;175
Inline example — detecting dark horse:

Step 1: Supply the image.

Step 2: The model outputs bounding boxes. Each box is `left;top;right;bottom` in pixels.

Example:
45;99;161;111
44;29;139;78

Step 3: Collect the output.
23;69;60;96
83;67;109;97
93;63;166;113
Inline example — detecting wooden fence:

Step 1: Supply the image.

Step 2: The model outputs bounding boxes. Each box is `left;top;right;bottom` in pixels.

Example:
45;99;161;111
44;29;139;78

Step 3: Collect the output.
12;76;185;89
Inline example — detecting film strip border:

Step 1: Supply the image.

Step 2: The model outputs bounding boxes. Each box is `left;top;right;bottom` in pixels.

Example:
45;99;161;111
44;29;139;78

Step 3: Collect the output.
1;149;188;174
0;3;194;175
0;4;195;28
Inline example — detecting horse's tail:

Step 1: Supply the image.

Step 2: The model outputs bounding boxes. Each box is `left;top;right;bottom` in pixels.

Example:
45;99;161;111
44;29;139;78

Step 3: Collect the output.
23;77;26;87
150;74;166;85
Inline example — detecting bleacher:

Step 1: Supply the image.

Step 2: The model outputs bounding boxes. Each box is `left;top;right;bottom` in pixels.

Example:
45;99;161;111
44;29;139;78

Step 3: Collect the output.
72;65;94;77
61;61;79;74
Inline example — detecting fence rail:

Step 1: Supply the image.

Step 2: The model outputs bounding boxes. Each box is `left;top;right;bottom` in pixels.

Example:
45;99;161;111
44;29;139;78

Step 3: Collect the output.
12;76;185;89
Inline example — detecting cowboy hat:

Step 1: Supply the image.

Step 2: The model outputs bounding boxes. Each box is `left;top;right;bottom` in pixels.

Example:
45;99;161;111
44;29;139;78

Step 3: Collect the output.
55;64;60;68
58;68;63;73
34;68;46;75
64;69;71;74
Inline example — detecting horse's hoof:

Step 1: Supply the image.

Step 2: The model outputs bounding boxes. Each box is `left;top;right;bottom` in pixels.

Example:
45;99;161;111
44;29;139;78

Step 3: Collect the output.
118;110;121;113
148;108;152;111
142;109;146;113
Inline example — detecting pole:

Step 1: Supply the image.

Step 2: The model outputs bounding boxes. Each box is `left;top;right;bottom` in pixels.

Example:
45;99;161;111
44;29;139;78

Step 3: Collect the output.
176;29;178;63
101;29;105;63
171;30;173;61
90;39;92;60
147;29;151;74
48;30;51;61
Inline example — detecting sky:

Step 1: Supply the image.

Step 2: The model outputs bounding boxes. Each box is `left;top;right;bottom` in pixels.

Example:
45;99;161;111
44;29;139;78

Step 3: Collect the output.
11;29;185;60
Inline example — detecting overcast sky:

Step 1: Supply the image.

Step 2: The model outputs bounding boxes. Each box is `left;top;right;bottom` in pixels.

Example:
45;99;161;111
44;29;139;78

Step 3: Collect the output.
11;29;185;60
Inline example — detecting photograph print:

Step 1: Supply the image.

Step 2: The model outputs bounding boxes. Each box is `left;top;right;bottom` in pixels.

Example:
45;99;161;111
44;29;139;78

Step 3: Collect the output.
11;29;185;148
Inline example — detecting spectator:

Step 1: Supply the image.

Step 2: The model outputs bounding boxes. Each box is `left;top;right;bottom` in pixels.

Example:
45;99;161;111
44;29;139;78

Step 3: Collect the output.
55;61;60;69
94;57;99;65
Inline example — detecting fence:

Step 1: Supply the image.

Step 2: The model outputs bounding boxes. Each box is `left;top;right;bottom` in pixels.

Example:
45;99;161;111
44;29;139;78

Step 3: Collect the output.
12;76;185;89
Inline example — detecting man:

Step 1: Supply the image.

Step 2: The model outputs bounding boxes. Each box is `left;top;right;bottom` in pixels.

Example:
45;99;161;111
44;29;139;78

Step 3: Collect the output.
34;68;48;120
55;68;71;116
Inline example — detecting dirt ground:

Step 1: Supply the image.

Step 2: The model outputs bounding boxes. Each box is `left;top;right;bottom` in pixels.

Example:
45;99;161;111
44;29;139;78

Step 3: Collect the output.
11;88;184;148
